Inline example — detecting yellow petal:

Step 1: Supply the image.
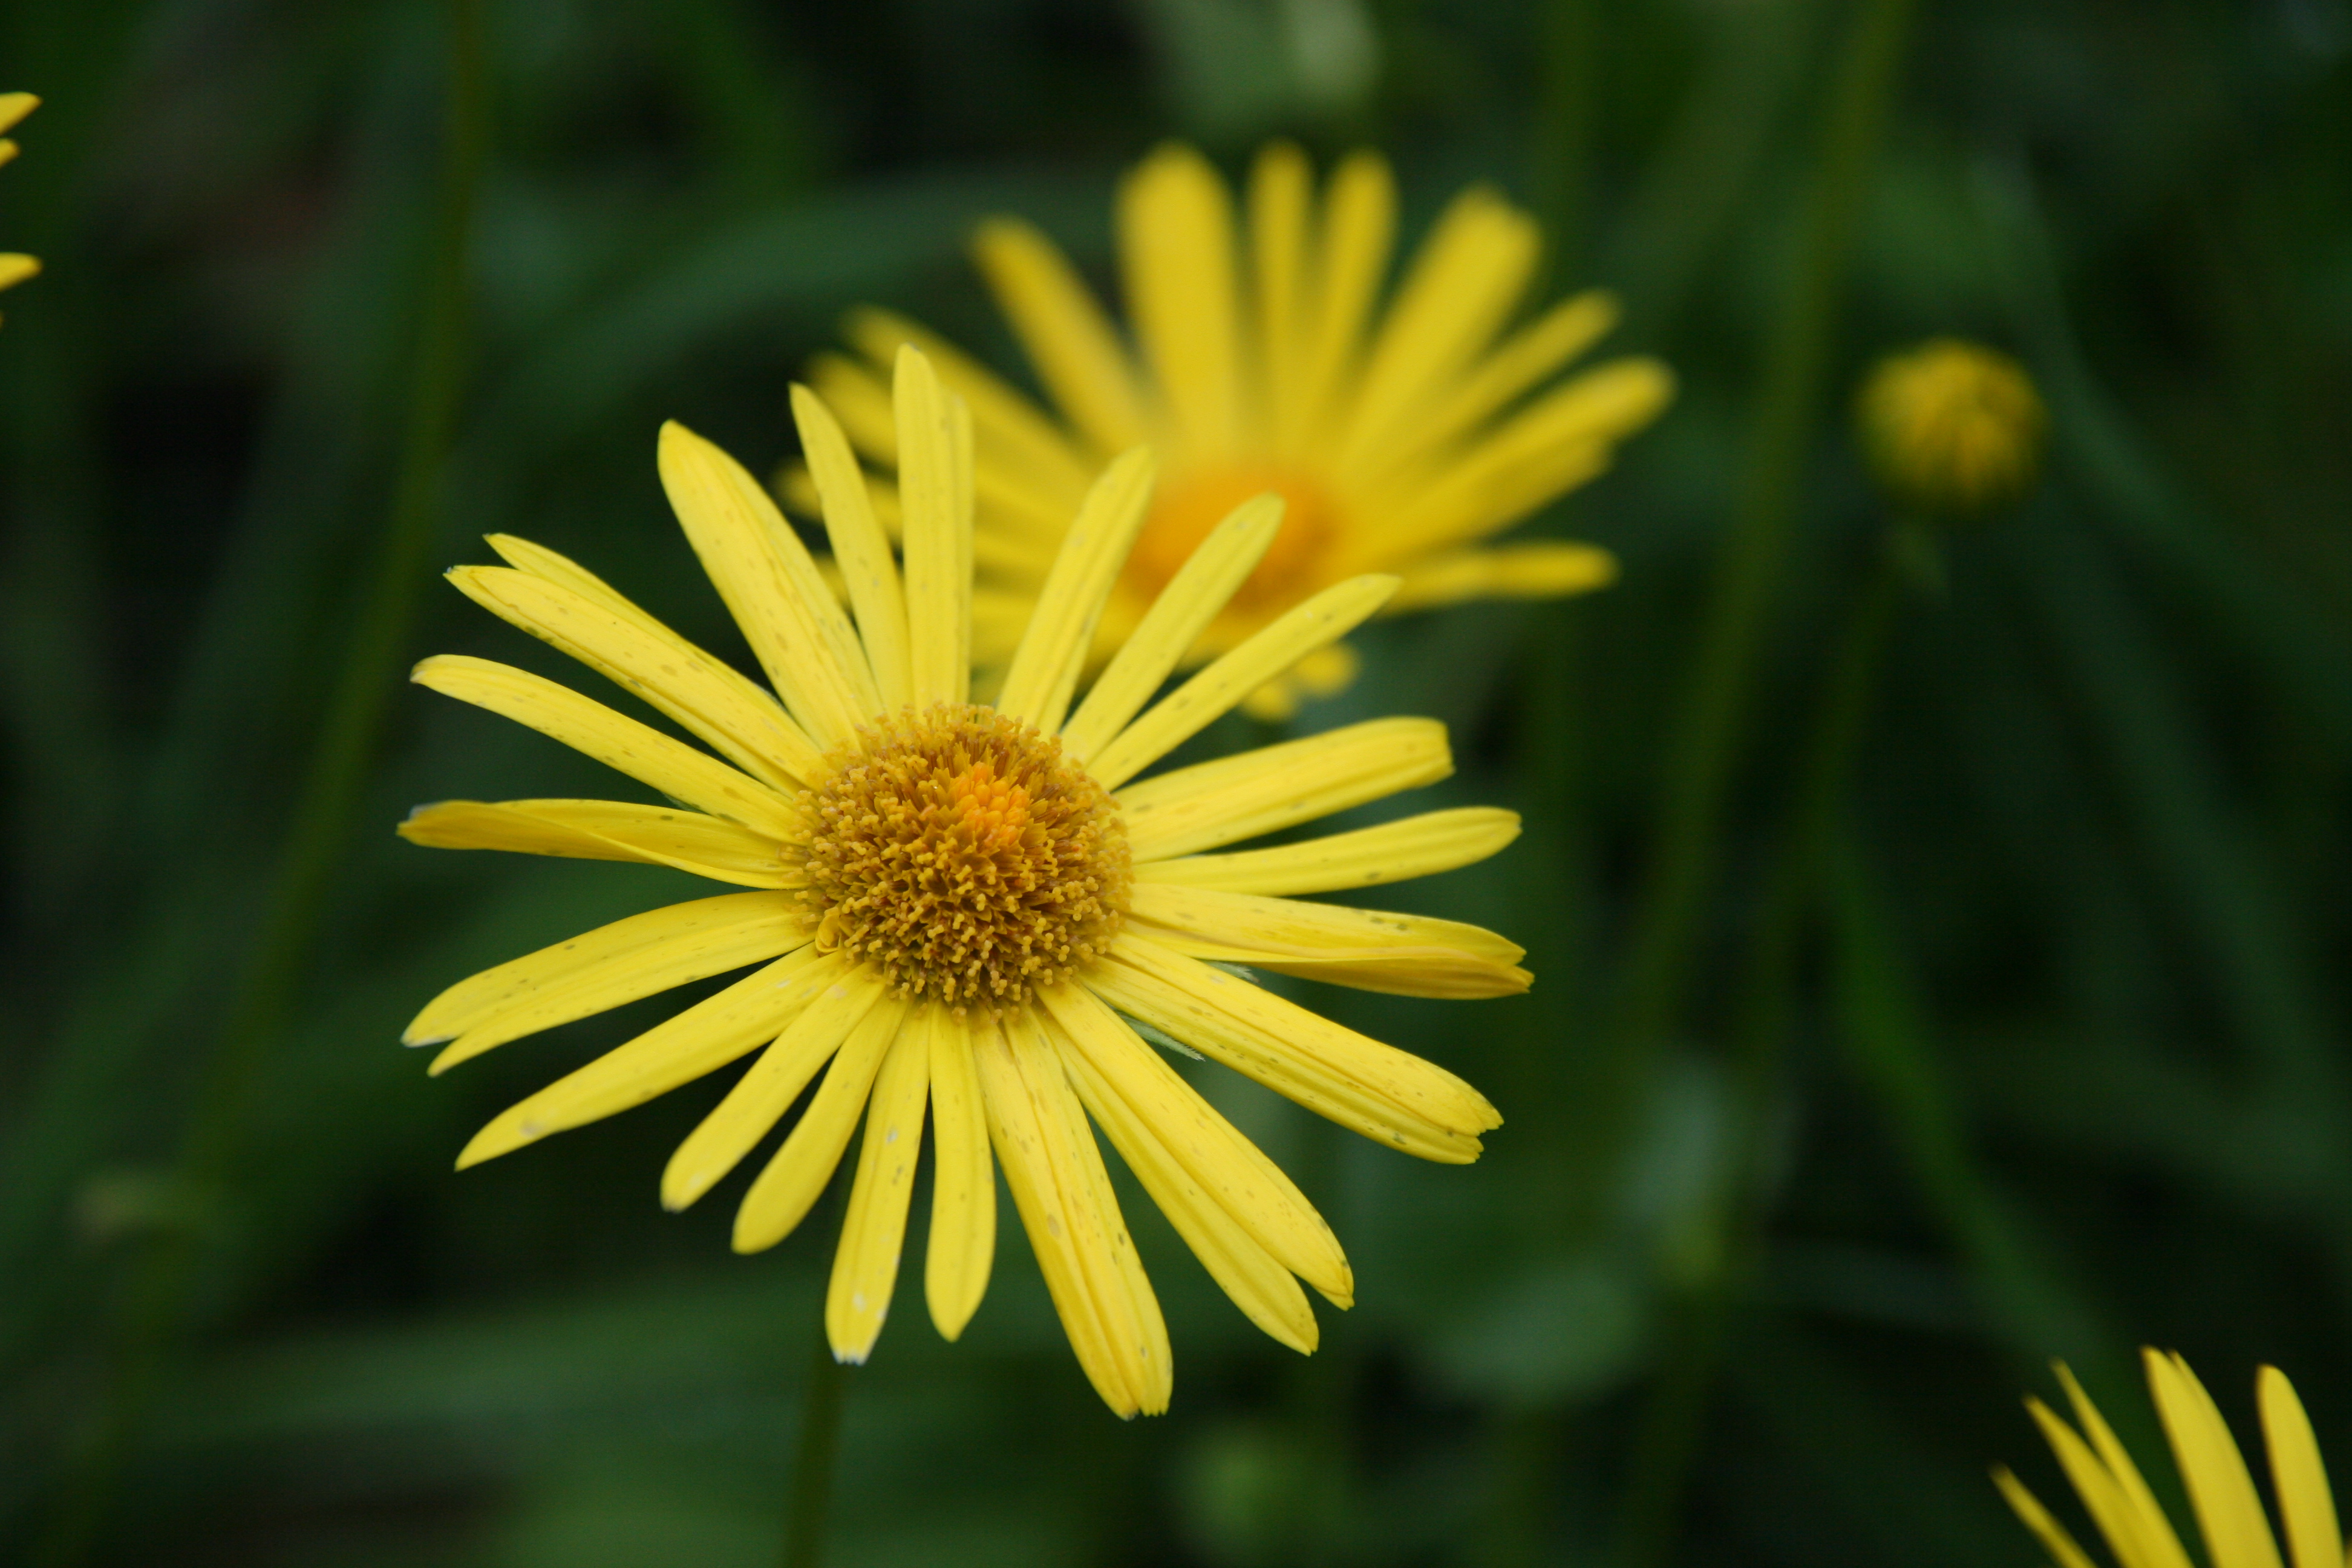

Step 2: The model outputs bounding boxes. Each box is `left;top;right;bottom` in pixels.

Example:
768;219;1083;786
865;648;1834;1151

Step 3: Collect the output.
791;384;912;710
977;1013;1166;1416
2054;1364;2200;1568
995;448;1157;731
2148;1349;2287;1568
925;1008;996;1341
1333;187;1539;473
1126;883;1530;999
658;421;877;743
1370;290;1622;483
407;891;805;1071
714;996;905;1238
1247;142;1313;449
1059;494;1282;766
825;1018;932;1360
1040;981;1350;1304
896;345;972;706
1057;1024;1319;1353
1119;143;1243;463
0;93;37;136
397;799;800;888
1285;151;1396;453
0;253;39;291
2259;1367;2342;1568
1087;574;1399;791
843;307;1100;503
1380;543;1618;615
450;559;817;789
1093;939;1491;1163
972;215;1151;454
659;964;887;1215
1134;806;1520;896
455;948;831;1168
1117;717;1452;863
2030;1394;2196;1568
412;655;802;838
1991;1466;2103;1568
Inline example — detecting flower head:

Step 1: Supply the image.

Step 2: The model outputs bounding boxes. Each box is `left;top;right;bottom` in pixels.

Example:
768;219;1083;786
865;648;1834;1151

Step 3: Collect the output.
401;347;1526;1416
1996;1350;2344;1568
793;141;1674;717
1855;338;2045;516
0;93;41;324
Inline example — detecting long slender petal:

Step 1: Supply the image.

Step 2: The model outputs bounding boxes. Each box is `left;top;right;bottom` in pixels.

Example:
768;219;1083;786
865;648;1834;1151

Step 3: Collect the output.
1992;1467;2103;1568
926;1009;996;1340
1127;883;1530;999
1133;807;1520;896
1086;574;1399;790
1059;494;1282;765
659;421;877;742
826;1020;932;1360
2259;1368;2342;1568
455;948;832;1168
451;559;818;788
1119;143;1243;463
711;998;906;1240
791;384;912;710
397;799;801;889
1117;717;1452;862
2149;1350;2287;1568
1248;142;1313;452
2054;1365;2199;1568
898;345;972;705
995;448;1157;731
1380;544;1618;614
658;964;889;1215
971;216;1152;454
1285;151;1395;452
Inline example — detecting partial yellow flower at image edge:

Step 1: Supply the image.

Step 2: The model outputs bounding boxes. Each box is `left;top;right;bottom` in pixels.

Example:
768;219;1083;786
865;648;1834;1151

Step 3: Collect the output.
0;92;42;324
791;139;1675;718
397;345;1528;1417
1998;1349;2346;1568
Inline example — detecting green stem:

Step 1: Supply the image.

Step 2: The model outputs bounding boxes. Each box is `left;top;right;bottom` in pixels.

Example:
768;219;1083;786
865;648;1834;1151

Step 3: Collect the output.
29;7;487;1561
1581;0;1915;1224
1612;528;1904;1568
781;1309;848;1568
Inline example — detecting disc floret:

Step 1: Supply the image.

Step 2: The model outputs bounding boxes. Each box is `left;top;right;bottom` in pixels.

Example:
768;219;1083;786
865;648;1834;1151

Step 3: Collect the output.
790;703;1129;1012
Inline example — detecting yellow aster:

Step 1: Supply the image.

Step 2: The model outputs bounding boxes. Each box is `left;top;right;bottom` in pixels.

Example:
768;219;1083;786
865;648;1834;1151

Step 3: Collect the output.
401;345;1526;1417
793;140;1675;717
1996;1350;2342;1568
0;93;42;324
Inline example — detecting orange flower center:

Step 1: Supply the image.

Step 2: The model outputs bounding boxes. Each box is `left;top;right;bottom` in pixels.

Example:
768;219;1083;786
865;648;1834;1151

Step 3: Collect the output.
1123;465;1337;616
789;704;1129;1013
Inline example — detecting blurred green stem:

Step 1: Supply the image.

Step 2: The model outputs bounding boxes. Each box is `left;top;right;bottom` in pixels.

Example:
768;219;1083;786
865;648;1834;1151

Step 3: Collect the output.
31;4;487;1561
1612;521;1904;1568
783;1310;847;1568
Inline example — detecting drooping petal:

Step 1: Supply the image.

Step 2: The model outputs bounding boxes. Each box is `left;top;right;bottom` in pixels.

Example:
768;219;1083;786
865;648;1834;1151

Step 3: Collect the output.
925;1008;996;1341
455;947;834;1169
413;656;803;839
826;1018;932;1361
659;964;889;1216
1117;717;1452;862
995;448;1157;731
1059;494;1282;765
1133;806;1520;897
406;892;806;1072
1086;574;1399;791
397;799;802;889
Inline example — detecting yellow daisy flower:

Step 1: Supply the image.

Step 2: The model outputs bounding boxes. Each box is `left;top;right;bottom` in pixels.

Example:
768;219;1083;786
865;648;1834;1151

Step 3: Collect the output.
1996;1350;2345;1568
795;141;1675;717
402;346;1526;1417
0;93;43;322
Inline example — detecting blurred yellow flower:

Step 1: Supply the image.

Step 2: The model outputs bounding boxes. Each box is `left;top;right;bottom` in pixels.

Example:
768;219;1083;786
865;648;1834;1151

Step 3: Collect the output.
402;346;1526;1417
0;93;42;324
1855;338;2045;515
797;141;1674;717
1996;1350;2344;1568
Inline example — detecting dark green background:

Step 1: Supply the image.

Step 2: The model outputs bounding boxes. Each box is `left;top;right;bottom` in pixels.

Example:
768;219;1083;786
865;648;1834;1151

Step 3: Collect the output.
3;0;2347;1563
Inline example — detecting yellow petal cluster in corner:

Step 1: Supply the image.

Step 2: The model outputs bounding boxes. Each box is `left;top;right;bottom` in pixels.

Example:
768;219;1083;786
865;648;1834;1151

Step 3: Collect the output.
0;93;42;325
399;345;1529;1417
1996;1350;2344;1568
792;140;1675;718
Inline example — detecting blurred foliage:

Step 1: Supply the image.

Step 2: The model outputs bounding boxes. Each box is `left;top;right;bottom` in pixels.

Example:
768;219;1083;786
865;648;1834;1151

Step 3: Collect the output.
2;0;2348;1563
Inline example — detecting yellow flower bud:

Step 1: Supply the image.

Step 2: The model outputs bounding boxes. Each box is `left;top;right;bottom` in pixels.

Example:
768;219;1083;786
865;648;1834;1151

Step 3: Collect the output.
1854;338;2046;516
